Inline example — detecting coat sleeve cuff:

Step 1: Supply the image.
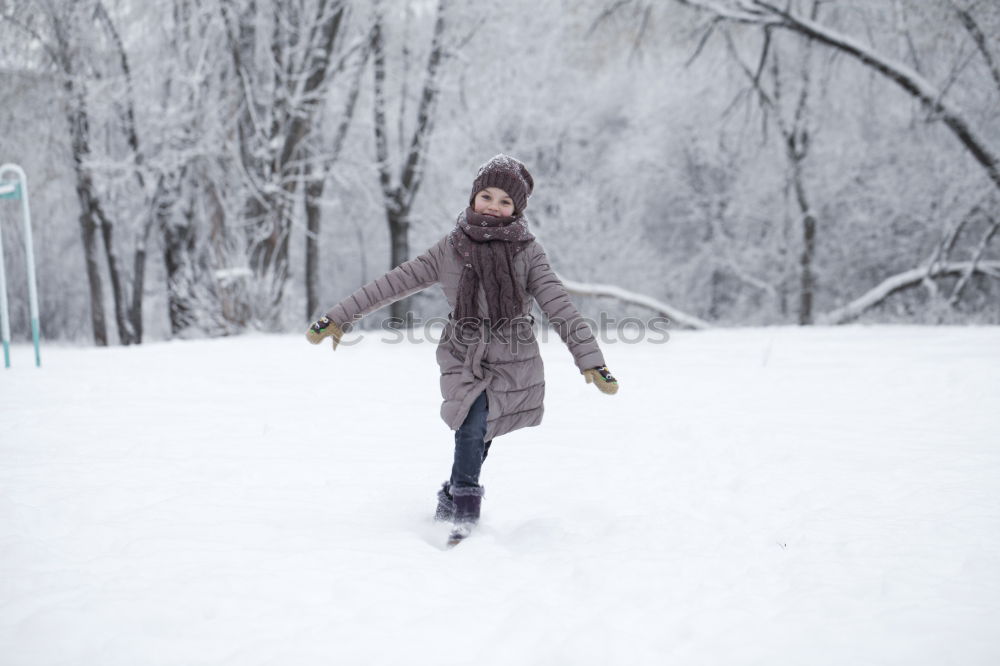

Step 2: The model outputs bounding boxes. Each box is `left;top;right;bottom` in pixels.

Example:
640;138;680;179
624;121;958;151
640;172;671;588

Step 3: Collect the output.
574;349;606;373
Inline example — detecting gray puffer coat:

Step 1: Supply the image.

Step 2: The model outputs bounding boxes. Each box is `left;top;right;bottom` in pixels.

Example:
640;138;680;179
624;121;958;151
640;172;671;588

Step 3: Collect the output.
325;235;605;441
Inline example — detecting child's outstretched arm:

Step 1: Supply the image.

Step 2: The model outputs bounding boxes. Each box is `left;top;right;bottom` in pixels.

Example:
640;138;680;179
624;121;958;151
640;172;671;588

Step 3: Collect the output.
525;242;619;394
306;238;446;350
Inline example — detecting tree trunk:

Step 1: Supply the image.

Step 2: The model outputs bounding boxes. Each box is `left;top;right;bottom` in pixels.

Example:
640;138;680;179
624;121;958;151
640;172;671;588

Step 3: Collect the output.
77;189;109;347
131;180;169;342
160;174;194;335
370;0;448;324
95;0;148;344
305;173;323;321
51;8;110;346
130;242;148;341
64;76;108;346
792;160;816;325
721;12;820;324
387;210;412;324
303;35;371;322
96;205;136;344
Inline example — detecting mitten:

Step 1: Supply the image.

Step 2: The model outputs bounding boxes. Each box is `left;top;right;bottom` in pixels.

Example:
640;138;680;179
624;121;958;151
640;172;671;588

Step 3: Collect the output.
306;315;344;350
583;366;619;395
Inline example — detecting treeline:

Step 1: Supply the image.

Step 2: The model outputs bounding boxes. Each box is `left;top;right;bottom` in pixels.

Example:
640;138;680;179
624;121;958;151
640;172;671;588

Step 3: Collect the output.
0;0;997;345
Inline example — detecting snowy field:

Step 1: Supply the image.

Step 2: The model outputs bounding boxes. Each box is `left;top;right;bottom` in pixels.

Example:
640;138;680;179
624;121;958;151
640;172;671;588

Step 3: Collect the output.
1;326;999;666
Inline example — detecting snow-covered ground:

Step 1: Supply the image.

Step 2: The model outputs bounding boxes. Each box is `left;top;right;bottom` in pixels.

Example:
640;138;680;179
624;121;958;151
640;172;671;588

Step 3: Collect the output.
2;326;998;665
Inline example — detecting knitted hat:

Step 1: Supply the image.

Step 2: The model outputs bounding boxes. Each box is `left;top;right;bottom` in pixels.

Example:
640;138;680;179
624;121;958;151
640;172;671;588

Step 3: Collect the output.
469;154;534;214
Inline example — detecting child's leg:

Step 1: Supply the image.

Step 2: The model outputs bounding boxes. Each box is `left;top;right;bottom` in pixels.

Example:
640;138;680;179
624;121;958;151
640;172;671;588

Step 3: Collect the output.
450;391;489;490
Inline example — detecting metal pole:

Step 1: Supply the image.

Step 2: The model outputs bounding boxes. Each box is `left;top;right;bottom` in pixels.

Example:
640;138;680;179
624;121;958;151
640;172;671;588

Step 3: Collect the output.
0;163;41;368
16;167;40;367
0;199;9;368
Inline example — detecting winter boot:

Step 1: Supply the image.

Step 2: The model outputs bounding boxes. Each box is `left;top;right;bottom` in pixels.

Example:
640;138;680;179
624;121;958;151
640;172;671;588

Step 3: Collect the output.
448;485;484;546
434;481;455;522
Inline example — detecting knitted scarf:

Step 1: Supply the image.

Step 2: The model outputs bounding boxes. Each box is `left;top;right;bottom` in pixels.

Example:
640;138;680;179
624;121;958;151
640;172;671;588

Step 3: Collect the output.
448;207;535;323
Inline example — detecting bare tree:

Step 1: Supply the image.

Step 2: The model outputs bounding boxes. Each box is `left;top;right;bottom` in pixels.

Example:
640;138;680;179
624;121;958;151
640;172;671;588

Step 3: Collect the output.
674;0;1000;193
51;6;112;346
3;2;142;344
304;31;371;321
5;0;998;337
1;1;216;344
669;0;1000;321
713;1;824;323
219;0;355;326
370;0;447;324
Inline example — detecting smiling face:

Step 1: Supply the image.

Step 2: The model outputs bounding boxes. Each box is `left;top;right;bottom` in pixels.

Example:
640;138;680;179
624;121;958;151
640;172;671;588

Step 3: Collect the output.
473;187;516;217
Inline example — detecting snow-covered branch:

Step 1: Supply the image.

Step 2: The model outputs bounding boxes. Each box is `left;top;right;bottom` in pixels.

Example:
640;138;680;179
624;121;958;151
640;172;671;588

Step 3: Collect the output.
950;0;1000;95
555;273;711;330
949;217;1000;305
676;0;1000;192
675;0;778;26
818;261;1000;325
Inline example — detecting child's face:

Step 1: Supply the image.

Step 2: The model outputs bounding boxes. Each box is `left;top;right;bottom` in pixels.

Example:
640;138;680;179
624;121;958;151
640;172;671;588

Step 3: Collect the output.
473;187;515;217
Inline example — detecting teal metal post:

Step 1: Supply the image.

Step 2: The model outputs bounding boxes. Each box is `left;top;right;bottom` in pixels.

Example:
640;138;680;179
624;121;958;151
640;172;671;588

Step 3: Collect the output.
0;164;41;368
0;184;9;368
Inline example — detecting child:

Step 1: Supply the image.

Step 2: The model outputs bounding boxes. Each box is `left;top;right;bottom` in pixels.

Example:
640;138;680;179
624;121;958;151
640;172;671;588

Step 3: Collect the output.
307;154;618;545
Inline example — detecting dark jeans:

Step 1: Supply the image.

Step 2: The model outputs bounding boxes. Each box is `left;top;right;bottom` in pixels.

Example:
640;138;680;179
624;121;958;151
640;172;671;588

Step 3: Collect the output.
450;391;493;490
